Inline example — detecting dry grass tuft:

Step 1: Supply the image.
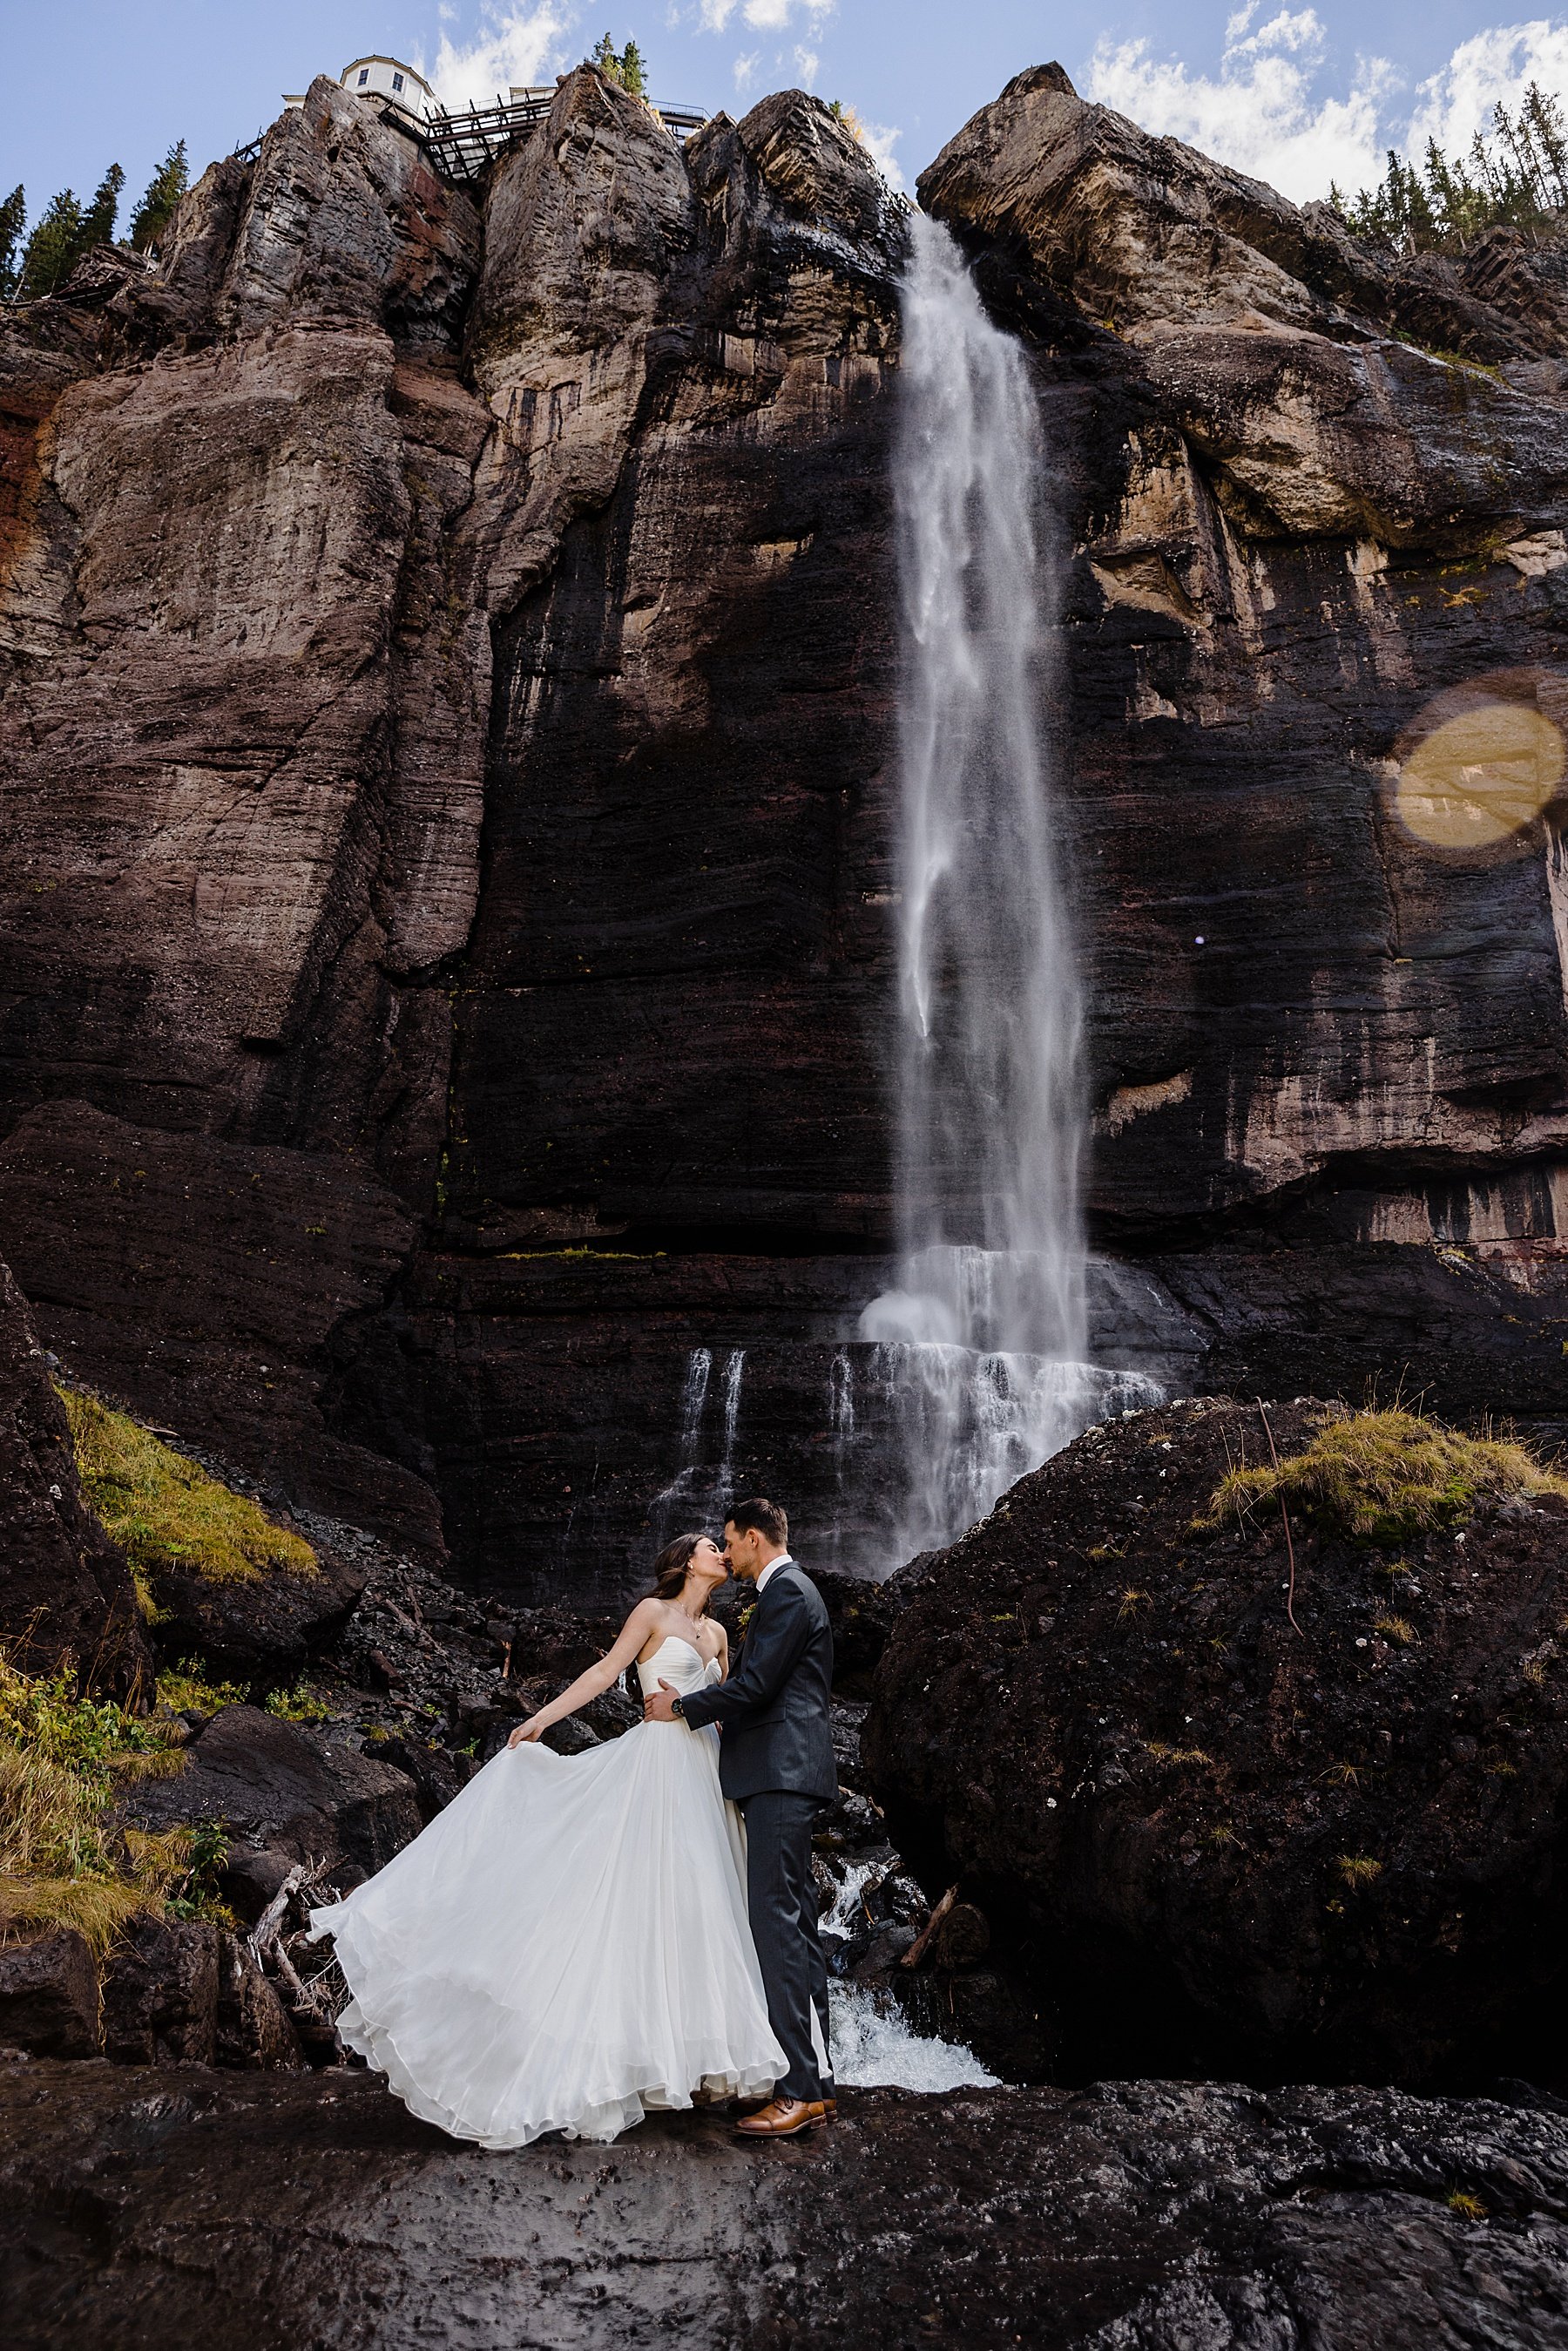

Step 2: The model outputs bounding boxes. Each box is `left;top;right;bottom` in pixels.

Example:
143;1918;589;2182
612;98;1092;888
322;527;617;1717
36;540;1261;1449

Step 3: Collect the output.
0;1650;227;1955
61;1386;316;1616
1335;1853;1382;1887
1200;1407;1568;1548
1373;1615;1419;1645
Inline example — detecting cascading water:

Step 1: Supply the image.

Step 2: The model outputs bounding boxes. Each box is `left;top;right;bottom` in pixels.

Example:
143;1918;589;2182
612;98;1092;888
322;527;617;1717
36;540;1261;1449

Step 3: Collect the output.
650;1345;747;1541
862;213;1152;1561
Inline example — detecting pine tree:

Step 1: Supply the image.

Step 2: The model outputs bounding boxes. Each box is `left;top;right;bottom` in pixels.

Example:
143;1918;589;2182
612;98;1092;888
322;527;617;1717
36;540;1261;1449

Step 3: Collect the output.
1328;85;1568;254
586;34;647;97
0;186;24;301
17;189;82;300
129;140;188;254
78;161;124;253
1524;83;1568;207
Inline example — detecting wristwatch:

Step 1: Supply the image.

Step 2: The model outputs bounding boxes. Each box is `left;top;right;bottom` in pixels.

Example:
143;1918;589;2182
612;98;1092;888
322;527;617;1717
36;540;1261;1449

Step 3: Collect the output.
671;1695;686;1719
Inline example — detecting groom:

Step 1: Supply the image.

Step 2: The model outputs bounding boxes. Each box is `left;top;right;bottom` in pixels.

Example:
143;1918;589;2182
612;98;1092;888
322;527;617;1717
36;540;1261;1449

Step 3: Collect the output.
645;1495;837;2138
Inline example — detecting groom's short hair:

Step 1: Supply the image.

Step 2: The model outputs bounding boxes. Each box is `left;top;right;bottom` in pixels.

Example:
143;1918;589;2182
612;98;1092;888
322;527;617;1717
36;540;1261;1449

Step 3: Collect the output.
726;1496;787;1548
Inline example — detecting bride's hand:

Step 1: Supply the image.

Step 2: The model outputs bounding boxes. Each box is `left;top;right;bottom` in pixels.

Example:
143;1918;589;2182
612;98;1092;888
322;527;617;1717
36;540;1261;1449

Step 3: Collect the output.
507;1717;547;1748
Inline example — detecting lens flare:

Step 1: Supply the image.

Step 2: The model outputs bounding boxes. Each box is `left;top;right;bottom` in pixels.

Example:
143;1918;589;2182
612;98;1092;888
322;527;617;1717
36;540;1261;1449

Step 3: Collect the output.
1396;699;1565;849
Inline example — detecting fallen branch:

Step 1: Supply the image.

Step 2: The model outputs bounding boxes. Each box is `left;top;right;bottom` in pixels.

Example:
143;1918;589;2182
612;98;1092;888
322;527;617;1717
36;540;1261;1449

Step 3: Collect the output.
249;1857;337;2022
902;1882;958;1969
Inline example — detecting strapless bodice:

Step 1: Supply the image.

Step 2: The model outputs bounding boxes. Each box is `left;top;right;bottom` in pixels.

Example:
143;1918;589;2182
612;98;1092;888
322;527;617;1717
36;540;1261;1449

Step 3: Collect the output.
636;1638;723;1700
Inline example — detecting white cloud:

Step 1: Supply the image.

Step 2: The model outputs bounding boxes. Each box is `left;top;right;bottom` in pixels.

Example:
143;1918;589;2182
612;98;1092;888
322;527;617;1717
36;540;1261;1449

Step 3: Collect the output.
699;0;738;28
426;3;575;107
1087;11;1394;200
1087;13;1568;205
1409;19;1568;157
731;0;834;26
857;117;905;190
733;48;760;89
794;42;820;85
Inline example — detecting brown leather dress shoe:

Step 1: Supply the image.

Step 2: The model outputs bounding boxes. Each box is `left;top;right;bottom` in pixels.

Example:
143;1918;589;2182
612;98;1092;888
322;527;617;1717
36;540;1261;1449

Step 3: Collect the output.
734;2097;827;2138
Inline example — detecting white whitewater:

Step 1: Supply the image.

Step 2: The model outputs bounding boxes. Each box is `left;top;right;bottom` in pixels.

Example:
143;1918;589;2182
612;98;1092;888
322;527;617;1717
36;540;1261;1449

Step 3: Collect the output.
821;1860;997;2092
861;213;1146;1559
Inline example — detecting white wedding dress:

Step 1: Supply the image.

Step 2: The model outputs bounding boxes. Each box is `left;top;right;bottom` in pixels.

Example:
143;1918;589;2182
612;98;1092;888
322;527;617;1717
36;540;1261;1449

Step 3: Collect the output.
306;1639;786;2145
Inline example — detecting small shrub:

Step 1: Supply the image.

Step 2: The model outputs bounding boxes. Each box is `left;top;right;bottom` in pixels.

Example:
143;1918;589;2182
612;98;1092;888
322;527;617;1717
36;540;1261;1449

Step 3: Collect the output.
1336;1854;1382;1887
157;1661;248;1717
1200;1407;1568;1548
265;1681;331;1724
1447;2190;1486;2222
61;1387;316;1616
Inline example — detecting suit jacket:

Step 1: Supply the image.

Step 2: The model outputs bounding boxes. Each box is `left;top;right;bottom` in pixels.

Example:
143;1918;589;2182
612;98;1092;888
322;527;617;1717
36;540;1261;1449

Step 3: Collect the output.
678;1562;837;1802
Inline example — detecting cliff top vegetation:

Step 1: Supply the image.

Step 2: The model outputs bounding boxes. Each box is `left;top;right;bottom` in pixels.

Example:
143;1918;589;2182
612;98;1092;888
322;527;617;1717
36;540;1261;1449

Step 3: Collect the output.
1328;84;1568;256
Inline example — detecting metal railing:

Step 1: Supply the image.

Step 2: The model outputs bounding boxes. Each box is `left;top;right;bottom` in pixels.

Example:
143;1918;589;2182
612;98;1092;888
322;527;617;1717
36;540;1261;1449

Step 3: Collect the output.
417;91;708;184
228;88;709;184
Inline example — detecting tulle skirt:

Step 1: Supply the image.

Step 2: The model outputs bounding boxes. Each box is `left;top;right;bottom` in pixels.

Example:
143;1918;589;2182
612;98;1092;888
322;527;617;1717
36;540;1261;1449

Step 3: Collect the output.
308;1718;785;2146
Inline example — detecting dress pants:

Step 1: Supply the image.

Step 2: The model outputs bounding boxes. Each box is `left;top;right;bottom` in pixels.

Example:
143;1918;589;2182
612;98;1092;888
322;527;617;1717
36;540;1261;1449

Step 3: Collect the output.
739;1789;831;2102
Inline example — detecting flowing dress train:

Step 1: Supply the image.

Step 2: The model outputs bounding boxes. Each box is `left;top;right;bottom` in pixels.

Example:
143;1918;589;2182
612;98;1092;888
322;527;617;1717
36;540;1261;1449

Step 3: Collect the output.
306;1639;785;2145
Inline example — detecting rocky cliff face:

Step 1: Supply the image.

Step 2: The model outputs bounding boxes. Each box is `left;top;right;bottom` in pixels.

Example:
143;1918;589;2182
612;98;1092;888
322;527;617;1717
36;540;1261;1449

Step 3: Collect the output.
1;64;1565;1598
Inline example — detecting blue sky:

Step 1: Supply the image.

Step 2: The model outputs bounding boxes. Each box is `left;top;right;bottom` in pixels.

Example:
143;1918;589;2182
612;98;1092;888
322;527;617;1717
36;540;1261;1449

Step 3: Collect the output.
7;2;1568;236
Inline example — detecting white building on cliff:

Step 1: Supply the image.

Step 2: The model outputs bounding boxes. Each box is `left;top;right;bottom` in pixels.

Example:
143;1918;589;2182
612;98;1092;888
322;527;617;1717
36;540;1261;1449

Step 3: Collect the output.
283;57;437;121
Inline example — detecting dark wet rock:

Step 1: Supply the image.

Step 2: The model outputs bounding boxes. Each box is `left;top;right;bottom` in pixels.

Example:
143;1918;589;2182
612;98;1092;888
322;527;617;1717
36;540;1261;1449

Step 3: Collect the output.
99;1917;219;2066
0;1256;151;1698
867;1398;1568;2087
119;1706;422;1880
0;1928;98;2059
359;1731;476;1824
147;1542;368;1684
214;1931;306;2071
3;2063;1568;2347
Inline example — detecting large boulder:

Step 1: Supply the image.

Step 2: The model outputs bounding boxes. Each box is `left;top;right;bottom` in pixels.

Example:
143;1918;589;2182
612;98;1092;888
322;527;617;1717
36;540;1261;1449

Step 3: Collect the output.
3;2063;1568;2346
0;1928;99;2058
866;1398;1568;2085
119;1706;422;1879
147;1537;368;1684
0;1256;150;1697
99;1917;219;2066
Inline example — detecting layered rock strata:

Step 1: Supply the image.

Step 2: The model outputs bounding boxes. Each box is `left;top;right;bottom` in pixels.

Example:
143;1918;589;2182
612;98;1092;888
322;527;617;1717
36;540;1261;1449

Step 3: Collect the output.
1;64;1565;1596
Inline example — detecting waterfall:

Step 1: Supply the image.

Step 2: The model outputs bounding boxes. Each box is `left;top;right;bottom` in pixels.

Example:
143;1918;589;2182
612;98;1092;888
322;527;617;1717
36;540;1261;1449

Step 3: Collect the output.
861;213;1146;1560
651;1345;745;1541
717;1350;746;1505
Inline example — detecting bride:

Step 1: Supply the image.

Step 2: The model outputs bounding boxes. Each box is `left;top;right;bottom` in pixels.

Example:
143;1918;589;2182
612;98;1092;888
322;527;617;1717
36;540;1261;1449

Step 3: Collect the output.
307;1533;786;2146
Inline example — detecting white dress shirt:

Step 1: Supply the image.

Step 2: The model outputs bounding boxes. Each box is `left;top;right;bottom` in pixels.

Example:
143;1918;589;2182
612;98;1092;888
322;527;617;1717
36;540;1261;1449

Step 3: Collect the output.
754;1552;794;1596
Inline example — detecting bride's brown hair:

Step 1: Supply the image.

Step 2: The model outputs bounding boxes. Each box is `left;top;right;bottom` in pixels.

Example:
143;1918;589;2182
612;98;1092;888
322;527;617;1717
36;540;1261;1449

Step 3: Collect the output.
649;1533;713;1609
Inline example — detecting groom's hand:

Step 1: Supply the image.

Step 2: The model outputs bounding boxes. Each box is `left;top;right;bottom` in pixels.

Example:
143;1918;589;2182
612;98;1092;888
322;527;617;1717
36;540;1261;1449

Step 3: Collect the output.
644;1679;681;1723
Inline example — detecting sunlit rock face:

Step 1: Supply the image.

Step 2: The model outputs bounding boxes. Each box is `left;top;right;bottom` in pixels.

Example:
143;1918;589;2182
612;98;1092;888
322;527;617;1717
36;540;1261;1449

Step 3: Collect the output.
0;62;1565;1601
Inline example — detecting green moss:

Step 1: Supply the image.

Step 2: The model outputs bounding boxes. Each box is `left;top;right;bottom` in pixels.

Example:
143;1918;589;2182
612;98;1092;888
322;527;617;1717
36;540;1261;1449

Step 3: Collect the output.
61;1387;316;1618
1200;1406;1568;1548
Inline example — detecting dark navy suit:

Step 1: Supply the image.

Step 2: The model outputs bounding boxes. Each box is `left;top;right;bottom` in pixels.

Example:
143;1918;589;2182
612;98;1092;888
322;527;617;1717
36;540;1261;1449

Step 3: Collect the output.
678;1559;836;2099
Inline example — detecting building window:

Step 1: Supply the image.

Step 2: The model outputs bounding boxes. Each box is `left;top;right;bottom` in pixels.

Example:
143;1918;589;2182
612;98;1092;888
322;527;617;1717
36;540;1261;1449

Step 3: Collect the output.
392;71;404;91
357;68;369;85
